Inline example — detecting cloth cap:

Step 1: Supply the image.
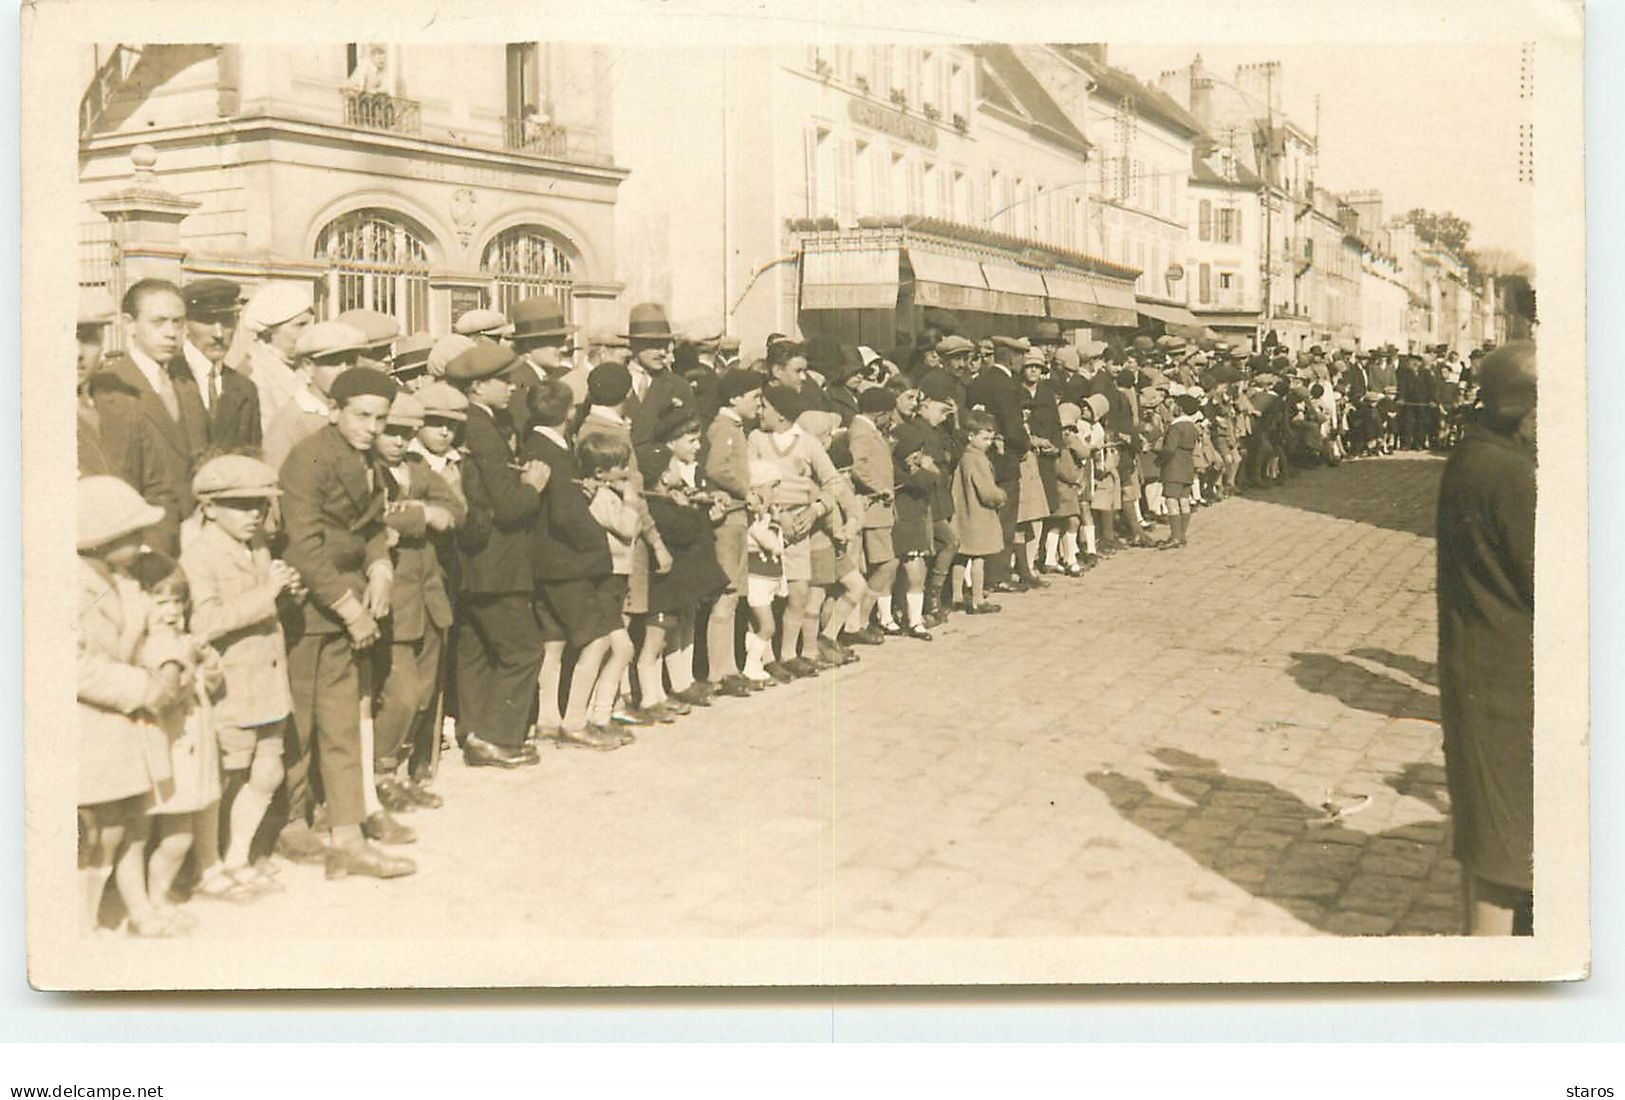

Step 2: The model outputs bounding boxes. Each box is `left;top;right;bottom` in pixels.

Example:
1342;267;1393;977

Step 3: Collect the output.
716;335;741;353
78;475;165;551
1175;394;1201;416
1139;386;1166;406
182;279;243;318
386;391;427;428
858;387;895;414
761;382;804;420
935;335;976;356
917;372;956;405
1084;394;1111;422
294;320;368;361
78;286;116;328
1058;402;1082;427
587;361;633;406
193;454;281;500
240;282;313;333
330;366;400;406
444;342;518;384
334;309;401;348
1131;335;1155;352
453;309;513;337
392;332;436;369
1052;346;1080;370
428;334;476;378
991;335;1031;352
1476;342;1537;424
653;405;701;442
718;369;766;403
415;380;469;421
748;459;782;488
1079;339;1109;360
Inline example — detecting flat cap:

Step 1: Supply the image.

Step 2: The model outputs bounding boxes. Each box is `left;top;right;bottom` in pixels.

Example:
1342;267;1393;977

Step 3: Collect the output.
1131;335;1155;352
78;475;165;552
1058;402;1082;427
428;334;476;378
334;309;401;348
654;406;702;442
241;282;314;332
587;361;633;406
453;309;513;338
990;335;1031;352
1052;346;1080;370
718;369;766;403
182;278;243;317
415;380;470;421
78;286;116;327
717;335;741;353
392;332;436;370
385;391;427;428
1476;341;1537;425
294;321;369;361
193;454;281;500
444;342;519;383
936;335;976;356
330;366;400;406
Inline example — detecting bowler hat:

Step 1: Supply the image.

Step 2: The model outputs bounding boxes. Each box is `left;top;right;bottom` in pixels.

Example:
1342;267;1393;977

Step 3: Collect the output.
182;278;243;318
508;295;576;341
622;302;676;342
453;308;513;338
78;476;165;552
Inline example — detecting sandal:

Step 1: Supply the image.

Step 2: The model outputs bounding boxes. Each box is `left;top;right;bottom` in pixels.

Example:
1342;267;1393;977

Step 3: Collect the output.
193;867;260;904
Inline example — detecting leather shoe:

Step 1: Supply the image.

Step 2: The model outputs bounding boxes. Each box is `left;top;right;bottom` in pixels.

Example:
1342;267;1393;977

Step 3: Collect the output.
325;842;416;881
462;736;529;769
555;726;622;751
762;661;795;684
274;826;329;866
966;601;1002;615
839;627;884;647
715;674;753;698
671;683;714;707
589;722;636;746
401;778;444;809
904;624;934;641
374;776;417;814
362;810;417;845
784;656;821;677
989;580;1020;593
816;636;847;666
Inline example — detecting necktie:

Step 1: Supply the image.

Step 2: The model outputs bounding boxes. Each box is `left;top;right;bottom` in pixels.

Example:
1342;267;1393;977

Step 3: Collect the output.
153;365;180;422
209;366;222;409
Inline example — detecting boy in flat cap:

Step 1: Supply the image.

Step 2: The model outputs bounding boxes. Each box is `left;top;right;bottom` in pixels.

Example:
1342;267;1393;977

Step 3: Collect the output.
180;278;262;454
262;320;370;472
277;367;415;880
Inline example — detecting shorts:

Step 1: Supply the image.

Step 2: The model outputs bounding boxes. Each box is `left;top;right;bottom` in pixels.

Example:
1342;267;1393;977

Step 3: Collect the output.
747;571;788;609
713;521;749;592
861;527;895;567
780;537;812;583
217;718;288;772
532;592;567;645
540;574;628;649
1163;481;1192;501
931;518;958;558
809;537;837;587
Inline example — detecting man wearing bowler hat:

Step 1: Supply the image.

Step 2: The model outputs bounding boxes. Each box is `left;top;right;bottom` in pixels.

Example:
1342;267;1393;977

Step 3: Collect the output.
444;341;553;768
504;294;577;433
180;278;263;453
622;302;696;448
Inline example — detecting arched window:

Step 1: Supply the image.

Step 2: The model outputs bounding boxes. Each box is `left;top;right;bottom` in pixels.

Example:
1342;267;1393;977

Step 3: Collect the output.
481;226;576;317
315;209;431;332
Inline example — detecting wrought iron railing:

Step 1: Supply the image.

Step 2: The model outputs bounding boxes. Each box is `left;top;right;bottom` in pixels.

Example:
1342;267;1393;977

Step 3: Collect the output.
502;117;568;156
341;89;421;135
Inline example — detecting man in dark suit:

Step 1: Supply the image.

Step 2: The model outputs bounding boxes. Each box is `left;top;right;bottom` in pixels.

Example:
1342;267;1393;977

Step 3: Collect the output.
278;366;415;880
503;294;577;434
180;278;263;454
445;341;553;767
622;302;697;448
94;278;203;554
964;335;1030;589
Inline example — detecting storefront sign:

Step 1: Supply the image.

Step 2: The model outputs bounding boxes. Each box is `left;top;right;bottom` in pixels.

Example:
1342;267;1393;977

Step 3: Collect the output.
848;98;938;149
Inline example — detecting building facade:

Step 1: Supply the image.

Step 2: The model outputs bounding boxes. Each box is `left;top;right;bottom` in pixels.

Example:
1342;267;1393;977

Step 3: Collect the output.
1185;144;1264;345
79;43;626;348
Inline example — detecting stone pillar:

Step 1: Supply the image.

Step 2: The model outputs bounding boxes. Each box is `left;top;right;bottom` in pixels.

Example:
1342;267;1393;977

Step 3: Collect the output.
90;144;200;345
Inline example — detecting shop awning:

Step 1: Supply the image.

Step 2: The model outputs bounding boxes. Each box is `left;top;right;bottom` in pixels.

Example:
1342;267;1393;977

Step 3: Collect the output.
907;248;999;314
1137;299;1208;339
799;246;902;310
1043;271;1139;327
979;261;1048;317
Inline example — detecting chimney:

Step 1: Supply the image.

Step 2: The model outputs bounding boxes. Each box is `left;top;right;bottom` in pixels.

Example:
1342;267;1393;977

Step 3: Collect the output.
1189;53;1212;124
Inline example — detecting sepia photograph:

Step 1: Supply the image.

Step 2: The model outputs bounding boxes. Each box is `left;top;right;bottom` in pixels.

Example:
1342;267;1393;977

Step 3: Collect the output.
20;0;1587;990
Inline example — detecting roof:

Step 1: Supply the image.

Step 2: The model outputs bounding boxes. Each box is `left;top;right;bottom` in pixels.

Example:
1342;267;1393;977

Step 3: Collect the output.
974;45;1091;157
1056;46;1205;140
1189;146;1263;190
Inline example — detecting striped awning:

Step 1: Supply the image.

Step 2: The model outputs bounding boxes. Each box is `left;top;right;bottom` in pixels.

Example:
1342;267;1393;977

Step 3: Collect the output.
907;248;1000;314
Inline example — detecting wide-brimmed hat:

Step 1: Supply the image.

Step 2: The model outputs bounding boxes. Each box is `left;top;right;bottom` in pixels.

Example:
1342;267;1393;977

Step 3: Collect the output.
508;295;576;342
79;476;164;551
622;302;676;342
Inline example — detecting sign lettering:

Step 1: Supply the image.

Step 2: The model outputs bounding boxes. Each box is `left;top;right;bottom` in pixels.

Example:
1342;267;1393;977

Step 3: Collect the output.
848;98;938;149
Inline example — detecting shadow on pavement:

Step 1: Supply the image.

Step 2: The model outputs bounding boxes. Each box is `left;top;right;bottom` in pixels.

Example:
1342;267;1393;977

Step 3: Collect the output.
1287;651;1440;721
1349;647;1439;687
1385;761;1452;816
1086;747;1463;936
1240;457;1442;538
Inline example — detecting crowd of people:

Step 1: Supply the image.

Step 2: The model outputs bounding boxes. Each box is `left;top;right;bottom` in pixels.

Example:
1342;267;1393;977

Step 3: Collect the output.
73;273;1503;937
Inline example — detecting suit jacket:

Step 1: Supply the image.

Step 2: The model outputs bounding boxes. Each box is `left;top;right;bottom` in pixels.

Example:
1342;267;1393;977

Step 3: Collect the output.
703;412;750;529
628;369;696;447
822;381;862;427
179;521;292;727
278;424;391;636
964;363;1028;482
505;357;560;435
381;455;464;640
457;402;541;595
846;415;896;529
211;365;264;452
94;355;201;553
520;427;611;583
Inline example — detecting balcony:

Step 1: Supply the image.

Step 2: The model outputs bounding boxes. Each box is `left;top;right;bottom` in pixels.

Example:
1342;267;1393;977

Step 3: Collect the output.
502;116;569;157
341;90;421;136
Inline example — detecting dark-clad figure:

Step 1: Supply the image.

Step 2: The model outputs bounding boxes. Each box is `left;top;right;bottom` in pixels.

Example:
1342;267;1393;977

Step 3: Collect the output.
179;278;262;453
1436;341;1536;935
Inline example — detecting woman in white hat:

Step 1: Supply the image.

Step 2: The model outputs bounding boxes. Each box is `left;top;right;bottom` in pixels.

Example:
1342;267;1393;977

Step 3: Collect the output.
77;476;190;936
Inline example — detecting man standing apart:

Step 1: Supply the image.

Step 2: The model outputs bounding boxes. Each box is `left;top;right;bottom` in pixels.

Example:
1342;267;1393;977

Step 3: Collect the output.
1436;342;1536;935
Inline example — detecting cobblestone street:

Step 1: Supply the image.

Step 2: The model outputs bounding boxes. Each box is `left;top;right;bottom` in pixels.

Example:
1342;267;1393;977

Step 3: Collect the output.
176;454;1458;945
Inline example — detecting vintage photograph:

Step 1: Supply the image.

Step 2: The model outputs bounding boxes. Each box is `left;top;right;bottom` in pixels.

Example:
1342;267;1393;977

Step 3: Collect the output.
22;0;1587;989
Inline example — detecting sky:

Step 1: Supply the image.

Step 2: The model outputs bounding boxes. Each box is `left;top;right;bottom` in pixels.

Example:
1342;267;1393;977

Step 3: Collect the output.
1109;43;1533;264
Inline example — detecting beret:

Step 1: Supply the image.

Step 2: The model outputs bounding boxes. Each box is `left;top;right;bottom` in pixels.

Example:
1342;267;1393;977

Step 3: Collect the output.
859;387;896;414
444;342;519;383
386;391;427;428
334;309;401;348
415;380;469;421
718;369;766;403
427;334;476;378
452;308;513;337
587;361;633;405
936;335;976;356
78;475;165;552
330;366;400;406
636;444;673;490
761;382;804;420
917;371;956;404
192;454;281;500
182;278;242;316
294;321;368;360
240;282;313;332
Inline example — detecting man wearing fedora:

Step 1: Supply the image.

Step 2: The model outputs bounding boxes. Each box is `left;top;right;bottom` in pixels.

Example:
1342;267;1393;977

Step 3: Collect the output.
623;303;697;449
180;278;263;454
504;294;578;434
966;336;1031;591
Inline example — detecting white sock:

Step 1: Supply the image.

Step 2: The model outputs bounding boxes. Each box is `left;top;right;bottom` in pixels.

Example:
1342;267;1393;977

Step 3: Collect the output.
1024;537;1041;572
743;632;768;679
1062;531;1079;566
665;646;694;693
876;600;898;629
905;591;925;627
951;562;967;603
1043;529;1060;567
1082;521;1097;555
